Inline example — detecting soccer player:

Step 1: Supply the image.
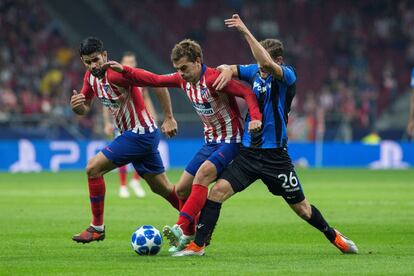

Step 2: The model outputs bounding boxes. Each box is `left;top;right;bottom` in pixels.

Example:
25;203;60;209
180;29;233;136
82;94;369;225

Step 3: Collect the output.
104;39;262;252
71;37;180;243
103;51;165;199
406;67;414;138
173;14;359;256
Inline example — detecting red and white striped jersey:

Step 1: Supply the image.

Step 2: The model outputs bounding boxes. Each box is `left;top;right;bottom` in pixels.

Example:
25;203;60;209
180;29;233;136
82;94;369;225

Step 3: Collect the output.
81;70;156;134
181;69;243;143
122;64;262;143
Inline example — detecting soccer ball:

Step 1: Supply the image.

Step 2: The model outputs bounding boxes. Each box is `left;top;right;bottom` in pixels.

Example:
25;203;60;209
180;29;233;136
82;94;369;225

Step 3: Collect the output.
131;225;163;255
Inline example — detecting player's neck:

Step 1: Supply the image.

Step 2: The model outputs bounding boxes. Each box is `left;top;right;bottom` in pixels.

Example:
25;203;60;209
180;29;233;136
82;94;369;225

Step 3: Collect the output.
190;64;205;85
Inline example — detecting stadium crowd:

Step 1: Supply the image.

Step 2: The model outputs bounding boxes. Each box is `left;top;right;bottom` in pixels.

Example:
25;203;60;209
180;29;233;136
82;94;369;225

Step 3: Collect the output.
0;0;98;138
109;0;414;140
1;0;414;140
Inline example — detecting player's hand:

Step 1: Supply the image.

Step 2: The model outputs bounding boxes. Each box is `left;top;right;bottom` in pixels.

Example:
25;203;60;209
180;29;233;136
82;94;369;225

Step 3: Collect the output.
224;14;249;34
70;90;86;114
213;66;233;91
248;120;262;133
103;61;124;73
407;119;414;138
161;117;178;138
104;122;114;137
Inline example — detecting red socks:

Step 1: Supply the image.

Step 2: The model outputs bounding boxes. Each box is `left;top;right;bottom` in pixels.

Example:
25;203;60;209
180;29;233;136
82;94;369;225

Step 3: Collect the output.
118;166;127;186
88;176;106;226
177;184;208;235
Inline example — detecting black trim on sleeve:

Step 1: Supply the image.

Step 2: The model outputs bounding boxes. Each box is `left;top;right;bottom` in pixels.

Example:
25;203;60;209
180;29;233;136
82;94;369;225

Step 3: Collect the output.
271;79;282;147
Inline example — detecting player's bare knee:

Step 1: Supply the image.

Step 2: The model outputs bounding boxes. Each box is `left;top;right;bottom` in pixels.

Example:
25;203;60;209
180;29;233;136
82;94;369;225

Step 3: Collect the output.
195;163;217;184
208;189;225;202
208;181;233;203
86;161;101;178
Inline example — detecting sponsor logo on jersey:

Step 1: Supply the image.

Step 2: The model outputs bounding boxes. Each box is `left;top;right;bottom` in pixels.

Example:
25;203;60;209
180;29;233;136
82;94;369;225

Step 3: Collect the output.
253;81;271;94
100;98;120;109
193;102;214;116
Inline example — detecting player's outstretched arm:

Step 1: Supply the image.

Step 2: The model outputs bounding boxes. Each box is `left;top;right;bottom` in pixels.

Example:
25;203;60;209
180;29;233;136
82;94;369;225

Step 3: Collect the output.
104;61;182;88
213;64;238;91
217;78;262;132
153;87;178;138
70;89;91;115
225;14;283;80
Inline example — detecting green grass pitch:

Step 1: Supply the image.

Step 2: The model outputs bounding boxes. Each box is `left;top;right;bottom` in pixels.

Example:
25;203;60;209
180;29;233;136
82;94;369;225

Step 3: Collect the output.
0;169;413;275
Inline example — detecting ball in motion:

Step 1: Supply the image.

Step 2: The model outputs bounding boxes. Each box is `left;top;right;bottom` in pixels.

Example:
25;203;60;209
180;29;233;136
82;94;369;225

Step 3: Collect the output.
131;225;163;255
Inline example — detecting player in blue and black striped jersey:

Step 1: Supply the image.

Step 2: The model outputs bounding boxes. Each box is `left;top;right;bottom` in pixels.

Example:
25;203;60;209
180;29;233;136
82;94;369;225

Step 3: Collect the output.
172;14;359;257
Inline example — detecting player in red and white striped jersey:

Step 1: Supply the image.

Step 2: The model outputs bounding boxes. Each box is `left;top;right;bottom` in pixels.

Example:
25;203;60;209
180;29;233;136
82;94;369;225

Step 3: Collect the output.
103;51;161;199
105;39;262;252
71;37;180;244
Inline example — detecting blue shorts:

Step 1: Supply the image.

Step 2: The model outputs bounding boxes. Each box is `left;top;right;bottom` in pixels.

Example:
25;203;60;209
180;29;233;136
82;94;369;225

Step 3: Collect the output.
101;129;164;176
185;142;240;176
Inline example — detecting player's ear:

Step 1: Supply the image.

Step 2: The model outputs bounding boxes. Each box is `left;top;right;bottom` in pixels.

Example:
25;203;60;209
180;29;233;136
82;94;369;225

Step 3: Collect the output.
275;56;283;65
80;56;87;66
196;57;202;65
102;51;108;61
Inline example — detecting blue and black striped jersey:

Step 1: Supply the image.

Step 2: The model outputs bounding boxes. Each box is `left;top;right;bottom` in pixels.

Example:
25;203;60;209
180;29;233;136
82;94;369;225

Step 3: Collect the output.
237;64;296;149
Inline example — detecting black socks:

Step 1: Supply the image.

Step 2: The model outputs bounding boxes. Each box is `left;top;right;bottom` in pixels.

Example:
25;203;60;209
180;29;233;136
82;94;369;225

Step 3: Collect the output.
306;205;336;242
194;199;222;247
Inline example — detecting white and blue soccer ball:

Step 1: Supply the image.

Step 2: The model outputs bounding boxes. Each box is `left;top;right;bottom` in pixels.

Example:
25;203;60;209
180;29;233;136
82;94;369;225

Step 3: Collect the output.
131;225;163;255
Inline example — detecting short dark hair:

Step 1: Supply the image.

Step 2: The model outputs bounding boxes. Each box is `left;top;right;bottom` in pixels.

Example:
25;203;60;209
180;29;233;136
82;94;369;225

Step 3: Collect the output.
171;39;203;63
79;37;104;56
122;51;136;58
260;39;283;59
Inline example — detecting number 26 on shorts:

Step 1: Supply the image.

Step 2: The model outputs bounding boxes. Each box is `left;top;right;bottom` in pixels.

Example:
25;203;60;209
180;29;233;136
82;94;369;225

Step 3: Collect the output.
278;172;299;189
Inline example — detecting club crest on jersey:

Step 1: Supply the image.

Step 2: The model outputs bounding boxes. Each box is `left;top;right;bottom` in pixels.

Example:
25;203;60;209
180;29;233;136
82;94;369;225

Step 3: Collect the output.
103;84;110;93
201;87;209;96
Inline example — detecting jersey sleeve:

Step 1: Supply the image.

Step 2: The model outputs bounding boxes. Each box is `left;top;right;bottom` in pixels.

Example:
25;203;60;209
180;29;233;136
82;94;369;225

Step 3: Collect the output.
281;65;296;86
122;66;183;88
220;79;262;121
80;72;95;100
237;64;259;84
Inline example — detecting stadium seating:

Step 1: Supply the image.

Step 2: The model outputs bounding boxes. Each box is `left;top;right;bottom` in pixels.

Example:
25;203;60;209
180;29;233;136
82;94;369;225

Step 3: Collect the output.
0;0;101;138
108;0;414;140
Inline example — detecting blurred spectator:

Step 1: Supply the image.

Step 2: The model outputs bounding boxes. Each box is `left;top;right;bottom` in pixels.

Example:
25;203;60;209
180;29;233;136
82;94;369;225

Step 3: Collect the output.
361;130;381;144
